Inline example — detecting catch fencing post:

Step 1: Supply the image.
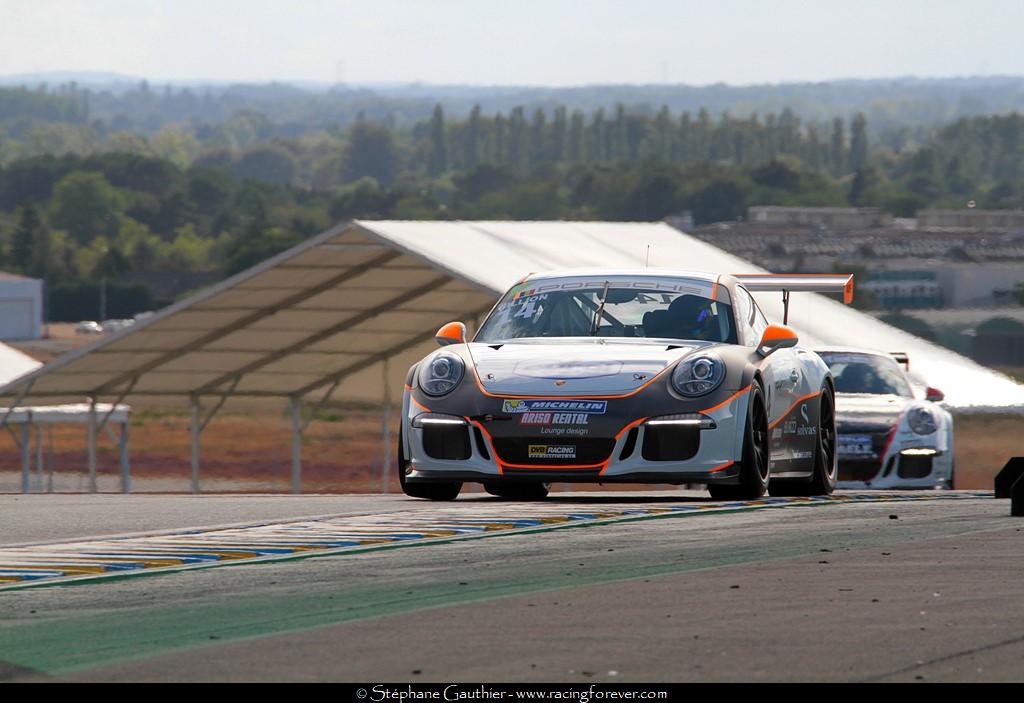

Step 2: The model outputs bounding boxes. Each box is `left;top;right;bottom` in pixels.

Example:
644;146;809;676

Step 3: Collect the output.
190;396;201;494
290;397;302;494
380;360;392;494
87;398;98;493
20;418;30;494
34;424;43;492
119;419;131;493
46;426;54;493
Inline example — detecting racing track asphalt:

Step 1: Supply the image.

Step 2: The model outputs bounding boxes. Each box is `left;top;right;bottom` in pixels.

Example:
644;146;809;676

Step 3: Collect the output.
0;490;1021;682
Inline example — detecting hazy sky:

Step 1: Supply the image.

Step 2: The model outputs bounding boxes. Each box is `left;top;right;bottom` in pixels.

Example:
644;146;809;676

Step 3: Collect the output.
2;0;1023;86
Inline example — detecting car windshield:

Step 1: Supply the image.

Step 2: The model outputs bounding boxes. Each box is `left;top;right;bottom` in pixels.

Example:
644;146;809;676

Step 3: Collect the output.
475;280;737;343
819;352;914;397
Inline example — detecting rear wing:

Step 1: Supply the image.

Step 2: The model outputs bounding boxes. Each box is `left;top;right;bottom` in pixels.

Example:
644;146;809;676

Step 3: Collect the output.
889;352;910;370
733;273;854;324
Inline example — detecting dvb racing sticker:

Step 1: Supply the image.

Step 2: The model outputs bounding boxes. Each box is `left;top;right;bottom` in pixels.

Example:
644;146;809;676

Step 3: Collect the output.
528;444;577;460
502;399;607;414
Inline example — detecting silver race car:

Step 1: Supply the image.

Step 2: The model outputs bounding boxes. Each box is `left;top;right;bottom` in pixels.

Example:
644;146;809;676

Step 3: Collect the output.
815;348;954;490
400;269;855;501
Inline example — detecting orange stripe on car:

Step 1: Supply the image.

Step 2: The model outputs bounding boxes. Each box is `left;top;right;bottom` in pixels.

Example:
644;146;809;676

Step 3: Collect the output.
467;418;502;476
767;390;822;430
472;416;650;474
500;462;607;471
700;385;751;414
614;417;648;440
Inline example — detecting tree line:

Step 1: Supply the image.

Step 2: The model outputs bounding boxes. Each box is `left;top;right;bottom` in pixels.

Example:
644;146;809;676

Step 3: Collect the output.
0;104;1022;320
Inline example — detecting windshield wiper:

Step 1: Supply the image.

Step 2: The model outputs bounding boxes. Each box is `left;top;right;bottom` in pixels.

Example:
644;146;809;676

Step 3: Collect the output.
590;281;610;336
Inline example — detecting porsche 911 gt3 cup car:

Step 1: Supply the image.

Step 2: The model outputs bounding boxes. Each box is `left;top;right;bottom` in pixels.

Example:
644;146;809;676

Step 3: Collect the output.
816;348;954;490
400;269;854;501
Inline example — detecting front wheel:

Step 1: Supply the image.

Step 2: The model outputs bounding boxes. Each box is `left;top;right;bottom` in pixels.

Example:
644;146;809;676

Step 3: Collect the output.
484;481;551;500
398;427;462;501
709;382;769;500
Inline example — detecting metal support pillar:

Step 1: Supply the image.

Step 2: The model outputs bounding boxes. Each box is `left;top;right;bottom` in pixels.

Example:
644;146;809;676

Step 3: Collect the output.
290;397;302;494
288;378;344;495
46;426;54;493
87;398;98;493
380;360;392;494
34;424;43;492
20;421;30;494
188;381;239;494
190;396;201;494
119;421;131;493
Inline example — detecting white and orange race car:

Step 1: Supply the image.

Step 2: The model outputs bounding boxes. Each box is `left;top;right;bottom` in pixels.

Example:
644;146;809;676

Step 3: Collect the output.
816;348;954;490
399;269;855;501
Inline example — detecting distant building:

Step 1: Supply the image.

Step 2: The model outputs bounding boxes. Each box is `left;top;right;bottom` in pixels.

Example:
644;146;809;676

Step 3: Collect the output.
918;209;1024;230
0;272;43;341
935;263;1024;307
863;263;1024;308
747;206;892;229
861;270;941;309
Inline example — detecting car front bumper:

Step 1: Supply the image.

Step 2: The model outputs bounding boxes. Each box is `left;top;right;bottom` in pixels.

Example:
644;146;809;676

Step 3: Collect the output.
837;442;954;490
403;392;749;485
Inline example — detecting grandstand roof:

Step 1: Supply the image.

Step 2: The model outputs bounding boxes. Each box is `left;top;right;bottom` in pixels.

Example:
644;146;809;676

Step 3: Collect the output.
0;220;1021;410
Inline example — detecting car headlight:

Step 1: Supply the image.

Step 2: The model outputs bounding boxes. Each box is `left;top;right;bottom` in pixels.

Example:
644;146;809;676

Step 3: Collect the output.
907;406;937;435
418;352;465;396
671;354;726;397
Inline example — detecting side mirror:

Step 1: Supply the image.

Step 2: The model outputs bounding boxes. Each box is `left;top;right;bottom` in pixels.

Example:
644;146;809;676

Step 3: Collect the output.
926;386;945;402
757;324;799;356
435;321;466;346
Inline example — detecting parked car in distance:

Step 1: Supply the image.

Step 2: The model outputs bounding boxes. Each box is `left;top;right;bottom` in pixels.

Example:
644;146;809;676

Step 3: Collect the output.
75;321;104;335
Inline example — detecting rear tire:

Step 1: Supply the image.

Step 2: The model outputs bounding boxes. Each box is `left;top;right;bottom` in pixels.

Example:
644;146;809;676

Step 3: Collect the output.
484;481;551;500
708;381;769;500
806;385;837;495
398;427;462;501
769;384;836;497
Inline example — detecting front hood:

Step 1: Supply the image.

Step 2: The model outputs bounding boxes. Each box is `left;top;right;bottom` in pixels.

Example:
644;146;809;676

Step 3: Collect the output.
835;393;910;431
467;339;708;396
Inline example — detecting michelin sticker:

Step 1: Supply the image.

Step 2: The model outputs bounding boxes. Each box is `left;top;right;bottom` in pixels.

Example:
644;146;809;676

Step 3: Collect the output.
502;399;607;414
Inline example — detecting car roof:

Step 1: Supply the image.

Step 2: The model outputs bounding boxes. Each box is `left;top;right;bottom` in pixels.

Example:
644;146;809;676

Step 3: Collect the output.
524;268;724;284
814;346;903;361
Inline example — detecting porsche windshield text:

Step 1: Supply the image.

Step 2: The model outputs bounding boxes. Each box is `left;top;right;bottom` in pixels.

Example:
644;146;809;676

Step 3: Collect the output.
476;279;737;344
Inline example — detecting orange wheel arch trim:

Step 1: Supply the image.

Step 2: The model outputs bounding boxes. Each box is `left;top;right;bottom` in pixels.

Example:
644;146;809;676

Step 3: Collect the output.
700;384;751;415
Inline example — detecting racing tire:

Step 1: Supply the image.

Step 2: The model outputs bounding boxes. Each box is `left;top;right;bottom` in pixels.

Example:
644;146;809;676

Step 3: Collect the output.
484;481;551;500
806;385;837;495
769;384;837;497
397;427;462;501
708;381;769;501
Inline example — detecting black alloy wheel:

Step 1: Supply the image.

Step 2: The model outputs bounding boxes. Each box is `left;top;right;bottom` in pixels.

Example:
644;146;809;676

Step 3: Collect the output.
709;382;769;500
